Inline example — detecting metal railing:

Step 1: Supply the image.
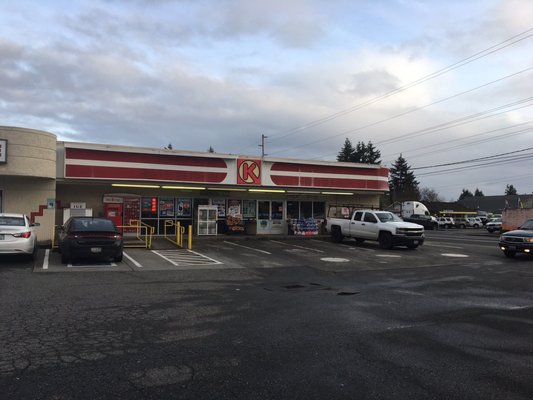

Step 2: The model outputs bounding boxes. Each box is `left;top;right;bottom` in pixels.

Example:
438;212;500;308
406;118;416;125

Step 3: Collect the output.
119;220;154;249
163;220;192;249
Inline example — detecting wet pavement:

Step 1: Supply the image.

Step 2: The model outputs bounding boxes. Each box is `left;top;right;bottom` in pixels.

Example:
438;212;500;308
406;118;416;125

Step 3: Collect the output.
0;230;532;399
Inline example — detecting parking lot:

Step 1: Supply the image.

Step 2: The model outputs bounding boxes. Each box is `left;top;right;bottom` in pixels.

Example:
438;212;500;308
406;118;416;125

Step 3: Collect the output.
2;229;532;399
32;229;522;273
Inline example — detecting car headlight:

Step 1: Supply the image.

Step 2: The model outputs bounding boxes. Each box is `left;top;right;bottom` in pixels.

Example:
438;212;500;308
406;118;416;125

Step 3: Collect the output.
525;237;533;243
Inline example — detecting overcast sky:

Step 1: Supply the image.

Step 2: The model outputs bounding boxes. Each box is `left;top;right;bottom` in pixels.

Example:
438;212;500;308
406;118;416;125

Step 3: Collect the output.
1;0;532;200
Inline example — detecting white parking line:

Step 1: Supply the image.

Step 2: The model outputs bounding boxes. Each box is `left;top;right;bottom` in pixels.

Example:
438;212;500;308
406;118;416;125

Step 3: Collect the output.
152;250;178;266
424;243;463;249
188;249;223;264
123;251;143;268
152;249;223;266
223;241;271;254
270;240;324;253
43;249;50;270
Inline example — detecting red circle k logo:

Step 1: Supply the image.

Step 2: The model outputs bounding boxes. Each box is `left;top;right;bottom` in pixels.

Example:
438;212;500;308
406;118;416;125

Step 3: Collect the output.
237;159;261;185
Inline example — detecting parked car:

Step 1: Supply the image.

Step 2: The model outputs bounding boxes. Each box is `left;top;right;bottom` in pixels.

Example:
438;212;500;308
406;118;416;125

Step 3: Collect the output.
486;218;502;233
0;213;39;259
403;214;438;230
58;217;123;264
498;218;533;258
467;217;483;228
454;218;470;229
477;215;489;225
436;217;455;229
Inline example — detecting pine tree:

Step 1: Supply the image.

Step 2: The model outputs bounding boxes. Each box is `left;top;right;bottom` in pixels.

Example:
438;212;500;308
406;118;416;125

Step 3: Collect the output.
474;188;484;197
337;138;354;162
351;141;381;164
458;189;473;201
388;154;420;202
505;184;517;195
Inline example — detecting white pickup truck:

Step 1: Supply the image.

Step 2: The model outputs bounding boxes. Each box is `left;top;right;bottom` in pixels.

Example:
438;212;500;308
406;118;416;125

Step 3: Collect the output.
325;209;425;249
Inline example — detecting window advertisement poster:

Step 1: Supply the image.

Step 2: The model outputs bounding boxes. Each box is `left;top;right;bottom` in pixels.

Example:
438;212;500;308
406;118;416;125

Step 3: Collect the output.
227;199;241;216
141;197;158;218
242;200;256;219
211;198;226;218
159;197;175;217
176;198;192;217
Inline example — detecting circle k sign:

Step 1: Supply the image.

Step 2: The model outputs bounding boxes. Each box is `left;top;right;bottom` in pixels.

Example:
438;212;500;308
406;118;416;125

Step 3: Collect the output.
237;159;261;185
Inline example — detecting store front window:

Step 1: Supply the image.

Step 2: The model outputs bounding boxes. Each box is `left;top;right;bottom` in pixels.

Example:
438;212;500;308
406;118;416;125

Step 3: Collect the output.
286;201;325;235
138;196;194;235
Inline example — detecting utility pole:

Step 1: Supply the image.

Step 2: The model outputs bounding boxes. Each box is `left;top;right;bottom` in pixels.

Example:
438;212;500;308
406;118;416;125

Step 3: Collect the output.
259;134;267;158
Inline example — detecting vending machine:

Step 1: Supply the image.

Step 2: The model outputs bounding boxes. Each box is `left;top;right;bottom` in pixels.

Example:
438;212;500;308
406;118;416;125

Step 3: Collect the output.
104;203;123;230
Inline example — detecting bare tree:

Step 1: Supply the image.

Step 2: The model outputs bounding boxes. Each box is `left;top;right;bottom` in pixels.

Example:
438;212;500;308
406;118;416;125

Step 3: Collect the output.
419;187;442;202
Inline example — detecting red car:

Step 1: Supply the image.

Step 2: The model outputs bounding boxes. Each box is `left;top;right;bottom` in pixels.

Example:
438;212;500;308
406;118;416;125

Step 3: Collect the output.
58;217;123;264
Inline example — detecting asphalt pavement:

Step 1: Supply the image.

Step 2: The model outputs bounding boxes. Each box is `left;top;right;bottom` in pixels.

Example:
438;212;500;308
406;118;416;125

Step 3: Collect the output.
0;230;532;399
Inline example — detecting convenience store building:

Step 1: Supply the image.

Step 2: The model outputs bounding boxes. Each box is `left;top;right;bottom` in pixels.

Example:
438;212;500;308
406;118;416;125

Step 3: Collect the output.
1;127;389;242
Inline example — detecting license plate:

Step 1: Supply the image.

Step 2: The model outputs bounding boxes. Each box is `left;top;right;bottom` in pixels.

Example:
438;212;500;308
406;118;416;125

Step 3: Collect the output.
413;241;419;245
91;247;102;253
508;245;516;251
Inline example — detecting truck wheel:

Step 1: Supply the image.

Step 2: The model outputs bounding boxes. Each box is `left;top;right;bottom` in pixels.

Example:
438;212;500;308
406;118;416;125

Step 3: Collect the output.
379;232;393;249
331;226;344;243
503;250;516;258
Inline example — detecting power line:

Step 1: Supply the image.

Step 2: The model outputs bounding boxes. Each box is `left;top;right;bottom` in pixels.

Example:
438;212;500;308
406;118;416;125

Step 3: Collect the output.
412;147;533;170
287;96;533;158
267;26;533;143
431;172;533;191
375;97;533;146
382;121;533;160
416;153;533;177
301;67;533;159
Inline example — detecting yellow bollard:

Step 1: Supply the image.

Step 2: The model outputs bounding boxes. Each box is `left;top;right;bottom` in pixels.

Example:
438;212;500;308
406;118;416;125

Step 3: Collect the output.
176;221;181;246
188;225;193;250
180;226;185;248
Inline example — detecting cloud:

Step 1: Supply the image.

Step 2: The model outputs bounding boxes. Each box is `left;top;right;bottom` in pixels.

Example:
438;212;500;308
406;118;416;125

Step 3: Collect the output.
344;70;400;97
1;0;532;198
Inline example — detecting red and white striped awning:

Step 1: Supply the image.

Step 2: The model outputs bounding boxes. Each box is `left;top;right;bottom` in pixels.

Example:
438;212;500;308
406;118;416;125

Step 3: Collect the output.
63;143;388;192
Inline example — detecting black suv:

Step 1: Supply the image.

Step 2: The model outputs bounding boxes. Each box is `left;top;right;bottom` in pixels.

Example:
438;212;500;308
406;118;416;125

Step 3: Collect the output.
402;214;438;230
498;218;533;258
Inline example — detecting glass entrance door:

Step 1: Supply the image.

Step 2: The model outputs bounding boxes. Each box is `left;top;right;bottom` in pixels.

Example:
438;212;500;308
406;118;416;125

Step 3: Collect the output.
257;200;285;234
